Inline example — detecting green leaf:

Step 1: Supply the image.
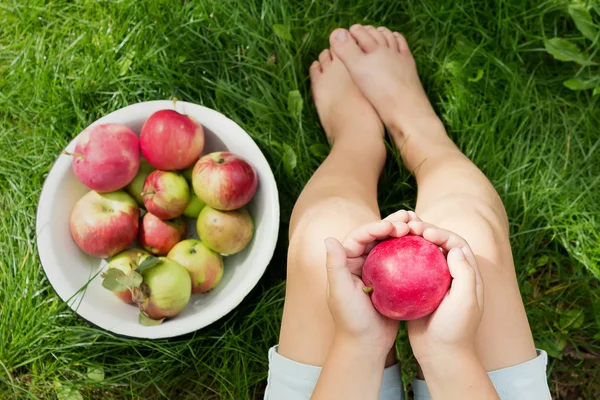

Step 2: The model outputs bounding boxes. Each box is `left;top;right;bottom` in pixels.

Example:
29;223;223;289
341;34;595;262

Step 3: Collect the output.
544;38;596;66
117;271;142;290
468;69;484;83
139;312;164;326
101;269;127;292
535;337;566;359
593;87;600;96
568;4;599;42
136;256;161;273
557;309;585;332
56;386;83;400
287;90;303;118
87;366;105;382
535;255;549;267
282;143;297;174
563;77;600;90
273;24;292;41
309;143;330;159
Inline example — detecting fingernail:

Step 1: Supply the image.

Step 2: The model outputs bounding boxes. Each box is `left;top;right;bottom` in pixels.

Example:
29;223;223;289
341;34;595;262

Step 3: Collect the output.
448;248;465;262
335;30;348;41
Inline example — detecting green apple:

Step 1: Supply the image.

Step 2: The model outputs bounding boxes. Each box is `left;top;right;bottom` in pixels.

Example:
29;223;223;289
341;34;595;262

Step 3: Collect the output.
196;206;254;255
167;239;224;293
126;157;155;207
183;189;205;218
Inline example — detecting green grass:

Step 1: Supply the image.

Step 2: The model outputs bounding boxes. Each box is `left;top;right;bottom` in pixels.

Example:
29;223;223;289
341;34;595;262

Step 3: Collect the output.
1;0;599;398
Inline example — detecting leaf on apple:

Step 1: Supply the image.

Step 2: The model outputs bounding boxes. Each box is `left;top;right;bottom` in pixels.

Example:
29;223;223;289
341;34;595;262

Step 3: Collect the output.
138;312;165;326
116;270;143;289
101;269;128;292
136;256;162;273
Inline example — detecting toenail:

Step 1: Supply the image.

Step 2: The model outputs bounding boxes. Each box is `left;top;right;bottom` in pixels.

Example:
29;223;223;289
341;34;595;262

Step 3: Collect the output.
350;24;361;31
335;30;348;41
365;26;373;30
377;27;386;31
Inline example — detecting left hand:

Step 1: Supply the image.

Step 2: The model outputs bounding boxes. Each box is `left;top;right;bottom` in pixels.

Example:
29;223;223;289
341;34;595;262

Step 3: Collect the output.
324;211;415;355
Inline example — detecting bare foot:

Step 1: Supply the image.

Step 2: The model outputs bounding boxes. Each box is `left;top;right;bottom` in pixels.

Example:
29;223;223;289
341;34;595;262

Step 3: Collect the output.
310;49;385;152
328;25;452;154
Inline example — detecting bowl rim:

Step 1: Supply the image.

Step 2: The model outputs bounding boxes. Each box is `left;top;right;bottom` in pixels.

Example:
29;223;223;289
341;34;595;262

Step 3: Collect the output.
36;100;280;339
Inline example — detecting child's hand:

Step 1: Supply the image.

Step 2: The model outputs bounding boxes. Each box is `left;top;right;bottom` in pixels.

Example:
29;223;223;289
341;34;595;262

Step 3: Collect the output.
324;215;410;356
404;220;485;363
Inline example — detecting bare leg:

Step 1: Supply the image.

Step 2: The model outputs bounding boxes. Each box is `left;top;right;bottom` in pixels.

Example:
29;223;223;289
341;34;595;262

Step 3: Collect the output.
277;49;398;367
330;25;537;371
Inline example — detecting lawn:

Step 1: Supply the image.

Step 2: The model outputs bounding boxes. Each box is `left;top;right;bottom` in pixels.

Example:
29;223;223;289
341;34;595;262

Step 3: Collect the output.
1;0;599;398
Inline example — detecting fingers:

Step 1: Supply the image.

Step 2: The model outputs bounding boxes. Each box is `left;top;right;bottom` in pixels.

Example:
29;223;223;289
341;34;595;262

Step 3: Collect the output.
342;220;395;258
324;237;354;294
407;221;476;264
446;248;484;309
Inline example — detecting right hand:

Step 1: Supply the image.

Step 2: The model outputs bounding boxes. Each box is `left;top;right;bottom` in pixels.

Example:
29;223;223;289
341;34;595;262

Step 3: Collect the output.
385;217;485;364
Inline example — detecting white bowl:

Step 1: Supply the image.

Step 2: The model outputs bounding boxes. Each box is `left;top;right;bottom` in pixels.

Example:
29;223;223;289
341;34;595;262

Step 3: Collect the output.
36;100;280;339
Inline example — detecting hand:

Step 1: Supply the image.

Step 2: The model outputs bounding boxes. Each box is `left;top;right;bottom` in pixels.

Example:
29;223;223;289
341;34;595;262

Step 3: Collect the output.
403;220;485;364
324;214;410;356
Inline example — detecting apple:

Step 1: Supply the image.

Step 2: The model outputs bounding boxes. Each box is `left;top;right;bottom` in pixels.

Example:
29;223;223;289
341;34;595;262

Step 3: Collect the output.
181;165;195;182
126;157;155;206
69;190;139;258
106;248;151;303
134;258;192;320
168;239;224;293
140;109;204;170
196;206;254;255
139;213;186;256
142;170;190;219
192;152;258;210
362;235;451;321
183;190;205;218
69;123;140;192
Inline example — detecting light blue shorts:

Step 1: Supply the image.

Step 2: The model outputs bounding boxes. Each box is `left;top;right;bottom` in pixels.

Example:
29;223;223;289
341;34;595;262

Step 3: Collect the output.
265;346;551;399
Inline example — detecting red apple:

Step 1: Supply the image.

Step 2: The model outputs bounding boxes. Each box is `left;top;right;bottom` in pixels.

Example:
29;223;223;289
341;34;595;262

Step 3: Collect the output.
106;248;151;303
139;213;186;255
362;235;451;321
134;258;191;320
142;170;189;219
196;206;254;255
168;239;224;293
70;123;140;192
140;109;204;170
69;190;139;258
192;152;258;211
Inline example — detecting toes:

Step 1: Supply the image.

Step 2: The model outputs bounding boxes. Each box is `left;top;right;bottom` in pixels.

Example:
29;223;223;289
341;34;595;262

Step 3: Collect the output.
329;28;364;64
349;24;379;53
377;26;398;51
364;25;387;46
318;49;332;66
393;32;411;54
309;61;322;76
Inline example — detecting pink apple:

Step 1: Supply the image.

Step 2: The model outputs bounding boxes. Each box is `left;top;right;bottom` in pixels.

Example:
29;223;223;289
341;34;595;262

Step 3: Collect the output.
69;190;139;258
196;206;254;255
140;109;204;170
134;258;191;320
192;152;258;211
168;239;224;293
106;248;151;303
70;124;140;192
142;170;189;219
362;235;451;321
139;212;186;255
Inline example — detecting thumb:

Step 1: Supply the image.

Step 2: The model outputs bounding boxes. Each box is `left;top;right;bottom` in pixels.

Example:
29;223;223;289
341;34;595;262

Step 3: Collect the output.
446;247;477;300
324;237;354;294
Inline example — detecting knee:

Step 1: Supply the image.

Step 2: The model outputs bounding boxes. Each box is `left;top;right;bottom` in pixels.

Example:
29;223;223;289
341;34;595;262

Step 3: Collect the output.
287;197;376;275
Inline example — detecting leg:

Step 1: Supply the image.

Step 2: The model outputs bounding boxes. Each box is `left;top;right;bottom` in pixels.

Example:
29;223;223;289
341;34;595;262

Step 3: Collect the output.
330;25;537;371
277;49;397;367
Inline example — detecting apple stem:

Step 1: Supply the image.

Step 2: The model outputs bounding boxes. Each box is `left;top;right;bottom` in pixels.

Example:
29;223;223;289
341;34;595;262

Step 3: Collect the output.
172;97;178;110
362;286;374;294
62;151;84;159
